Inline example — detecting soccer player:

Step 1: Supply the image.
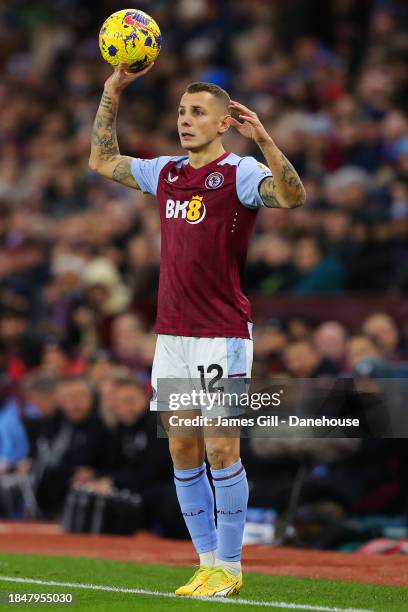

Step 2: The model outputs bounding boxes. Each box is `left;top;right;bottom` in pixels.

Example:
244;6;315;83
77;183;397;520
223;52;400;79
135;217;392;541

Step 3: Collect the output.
89;62;305;597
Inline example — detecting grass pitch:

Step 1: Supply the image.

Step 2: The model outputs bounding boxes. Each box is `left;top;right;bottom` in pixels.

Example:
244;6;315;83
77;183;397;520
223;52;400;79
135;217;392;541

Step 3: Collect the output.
0;552;406;611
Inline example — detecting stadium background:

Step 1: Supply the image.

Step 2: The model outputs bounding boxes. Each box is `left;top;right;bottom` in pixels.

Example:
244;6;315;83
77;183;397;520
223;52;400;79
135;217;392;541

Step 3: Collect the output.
0;0;408;554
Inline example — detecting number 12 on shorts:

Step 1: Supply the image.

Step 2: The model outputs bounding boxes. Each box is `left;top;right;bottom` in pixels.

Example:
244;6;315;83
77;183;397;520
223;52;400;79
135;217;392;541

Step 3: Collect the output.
197;364;224;393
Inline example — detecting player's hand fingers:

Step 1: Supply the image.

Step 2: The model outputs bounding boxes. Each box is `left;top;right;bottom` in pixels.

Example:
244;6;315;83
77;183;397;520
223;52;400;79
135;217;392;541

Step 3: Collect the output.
120;62;137;77
139;62;155;75
238;114;259;125
229;100;256;116
117;61;129;73
117;61;154;78
227;116;243;129
229;100;249;109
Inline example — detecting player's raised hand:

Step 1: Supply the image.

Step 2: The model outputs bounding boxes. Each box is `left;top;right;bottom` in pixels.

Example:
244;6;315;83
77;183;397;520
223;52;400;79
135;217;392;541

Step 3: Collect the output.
227;100;271;145
104;61;154;94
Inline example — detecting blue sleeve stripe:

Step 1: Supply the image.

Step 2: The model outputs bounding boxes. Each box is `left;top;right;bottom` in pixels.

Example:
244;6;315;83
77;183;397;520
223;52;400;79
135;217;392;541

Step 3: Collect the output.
226;337;247;376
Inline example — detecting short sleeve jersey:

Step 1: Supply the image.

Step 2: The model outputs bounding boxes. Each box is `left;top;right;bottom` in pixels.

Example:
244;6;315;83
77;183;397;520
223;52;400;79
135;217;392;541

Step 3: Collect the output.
131;151;272;339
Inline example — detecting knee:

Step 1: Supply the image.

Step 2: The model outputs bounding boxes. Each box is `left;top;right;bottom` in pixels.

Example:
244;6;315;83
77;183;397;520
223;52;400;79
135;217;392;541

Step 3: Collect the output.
169;437;204;469
206;442;239;469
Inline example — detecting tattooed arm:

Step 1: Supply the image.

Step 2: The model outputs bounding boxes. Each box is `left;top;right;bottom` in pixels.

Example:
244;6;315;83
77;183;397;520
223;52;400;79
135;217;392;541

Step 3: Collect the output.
89;89;138;187
89;62;154;188
257;148;306;209
228;100;306;209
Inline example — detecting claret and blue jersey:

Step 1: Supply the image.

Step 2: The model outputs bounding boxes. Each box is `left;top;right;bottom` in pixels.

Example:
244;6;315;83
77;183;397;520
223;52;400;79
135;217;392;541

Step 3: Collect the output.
131;151;272;339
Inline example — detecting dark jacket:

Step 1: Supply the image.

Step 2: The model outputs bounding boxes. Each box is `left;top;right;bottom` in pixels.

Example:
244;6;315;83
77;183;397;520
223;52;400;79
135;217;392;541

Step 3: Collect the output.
106;410;172;492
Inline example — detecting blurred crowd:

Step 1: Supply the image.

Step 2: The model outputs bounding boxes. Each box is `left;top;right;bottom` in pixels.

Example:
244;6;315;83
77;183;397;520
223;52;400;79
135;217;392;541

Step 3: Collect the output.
0;307;407;536
0;0;408;537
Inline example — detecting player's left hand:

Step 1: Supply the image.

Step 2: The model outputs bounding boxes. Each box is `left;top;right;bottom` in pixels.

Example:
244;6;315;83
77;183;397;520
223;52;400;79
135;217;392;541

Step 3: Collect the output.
227;100;272;146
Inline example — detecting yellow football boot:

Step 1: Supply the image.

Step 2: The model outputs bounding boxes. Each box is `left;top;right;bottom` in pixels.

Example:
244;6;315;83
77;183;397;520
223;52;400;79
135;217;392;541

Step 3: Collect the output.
193;567;243;597
175;566;213;596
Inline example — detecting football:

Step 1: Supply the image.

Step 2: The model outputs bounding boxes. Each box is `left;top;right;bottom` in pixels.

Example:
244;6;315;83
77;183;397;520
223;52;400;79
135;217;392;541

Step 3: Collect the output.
99;9;161;72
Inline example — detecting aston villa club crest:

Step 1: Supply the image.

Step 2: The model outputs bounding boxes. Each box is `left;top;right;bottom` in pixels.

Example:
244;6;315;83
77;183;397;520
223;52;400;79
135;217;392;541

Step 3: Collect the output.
205;172;224;189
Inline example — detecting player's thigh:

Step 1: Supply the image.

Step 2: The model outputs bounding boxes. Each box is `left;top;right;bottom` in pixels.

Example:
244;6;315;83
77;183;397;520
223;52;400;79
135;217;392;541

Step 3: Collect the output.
160;408;202;437
151;335;190;411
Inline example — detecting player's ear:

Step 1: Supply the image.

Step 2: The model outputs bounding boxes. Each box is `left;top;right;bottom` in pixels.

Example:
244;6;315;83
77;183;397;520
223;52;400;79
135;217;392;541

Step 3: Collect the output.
219;114;230;135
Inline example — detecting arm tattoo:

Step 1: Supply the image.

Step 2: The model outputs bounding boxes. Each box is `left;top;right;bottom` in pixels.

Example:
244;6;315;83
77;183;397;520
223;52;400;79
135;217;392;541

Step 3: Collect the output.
112;157;139;188
91;92;119;161
281;153;306;206
90;91;139;189
279;153;305;208
259;177;281;208
259;151;306;208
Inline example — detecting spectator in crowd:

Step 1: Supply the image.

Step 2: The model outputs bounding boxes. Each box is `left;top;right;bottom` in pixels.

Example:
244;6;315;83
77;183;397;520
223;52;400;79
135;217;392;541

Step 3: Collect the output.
23;374;58;419
34;375;114;518
0;305;37;381
246;235;296;294
345;335;384;372
125;235;160;305
0;378;29;474
345;334;396;381
21;374;60;467
320;209;355;265
286;316;318;341
283;339;339;378
253;319;288;375
79;257;132;347
81;258;131;318
85;375;174;533
110;313;155;382
87;350;117;384
94;365;134;430
289;236;346;295
314;321;348;370
87;376;171;492
362;312;405;360
40;338;85;377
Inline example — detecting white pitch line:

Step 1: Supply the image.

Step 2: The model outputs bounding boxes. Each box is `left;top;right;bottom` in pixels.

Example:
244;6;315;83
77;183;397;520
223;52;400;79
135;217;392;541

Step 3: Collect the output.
0;575;374;612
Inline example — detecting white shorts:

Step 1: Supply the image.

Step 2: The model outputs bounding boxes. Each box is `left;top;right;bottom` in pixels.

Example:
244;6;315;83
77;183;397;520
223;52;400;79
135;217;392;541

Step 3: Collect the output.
150;328;253;415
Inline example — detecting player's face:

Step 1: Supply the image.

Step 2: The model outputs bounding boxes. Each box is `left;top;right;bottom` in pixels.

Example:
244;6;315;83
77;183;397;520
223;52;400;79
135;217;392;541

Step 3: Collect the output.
177;92;228;151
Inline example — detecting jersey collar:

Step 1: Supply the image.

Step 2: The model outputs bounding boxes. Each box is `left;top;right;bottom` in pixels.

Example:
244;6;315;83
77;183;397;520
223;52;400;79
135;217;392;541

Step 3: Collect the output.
185;151;230;174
